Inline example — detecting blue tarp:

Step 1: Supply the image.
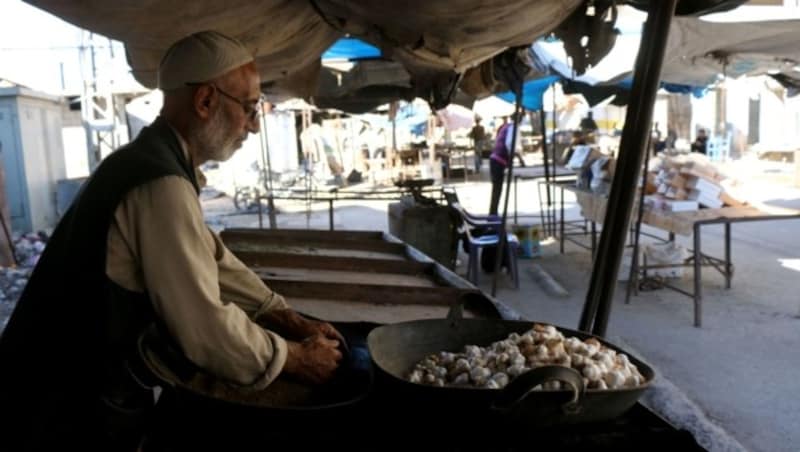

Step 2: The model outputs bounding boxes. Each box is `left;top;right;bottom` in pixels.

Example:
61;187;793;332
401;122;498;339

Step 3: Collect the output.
493;73;706;112
616;77;708;98
495;75;560;110
322;37;381;61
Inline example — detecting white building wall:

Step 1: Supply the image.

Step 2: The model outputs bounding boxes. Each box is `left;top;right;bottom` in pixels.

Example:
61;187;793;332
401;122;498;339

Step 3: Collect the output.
759;85;787;147
17;94;66;232
690;89;717;140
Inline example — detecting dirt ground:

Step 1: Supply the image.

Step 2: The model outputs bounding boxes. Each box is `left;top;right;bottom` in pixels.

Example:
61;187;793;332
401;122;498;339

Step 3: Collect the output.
205;154;800;452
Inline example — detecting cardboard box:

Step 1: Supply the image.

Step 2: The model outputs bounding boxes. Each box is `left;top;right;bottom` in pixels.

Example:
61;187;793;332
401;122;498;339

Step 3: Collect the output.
667;173;688;189
685;176;722;198
688;189;723;208
644;194;665;210
662;199;699;212
665;187;689;200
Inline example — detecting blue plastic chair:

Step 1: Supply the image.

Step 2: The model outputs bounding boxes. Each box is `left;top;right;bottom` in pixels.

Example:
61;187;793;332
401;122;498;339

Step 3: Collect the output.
442;187;519;288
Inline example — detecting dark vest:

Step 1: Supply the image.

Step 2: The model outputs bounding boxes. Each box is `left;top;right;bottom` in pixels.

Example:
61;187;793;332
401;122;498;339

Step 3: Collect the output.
0;117;198;450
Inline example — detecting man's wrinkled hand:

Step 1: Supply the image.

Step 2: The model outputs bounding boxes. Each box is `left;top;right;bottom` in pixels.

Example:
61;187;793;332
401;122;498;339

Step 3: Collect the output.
283;334;342;384
303;319;345;345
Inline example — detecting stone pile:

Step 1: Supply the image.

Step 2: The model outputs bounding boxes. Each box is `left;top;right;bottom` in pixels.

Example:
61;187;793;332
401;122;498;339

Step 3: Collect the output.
0;232;48;332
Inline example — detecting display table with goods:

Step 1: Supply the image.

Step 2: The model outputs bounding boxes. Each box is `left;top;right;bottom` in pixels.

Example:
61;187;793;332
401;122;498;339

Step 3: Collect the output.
542;153;800;327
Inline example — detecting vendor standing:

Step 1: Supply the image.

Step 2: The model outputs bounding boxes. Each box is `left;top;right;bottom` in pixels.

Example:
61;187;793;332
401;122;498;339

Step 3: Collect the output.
0;31;342;450
488;112;521;215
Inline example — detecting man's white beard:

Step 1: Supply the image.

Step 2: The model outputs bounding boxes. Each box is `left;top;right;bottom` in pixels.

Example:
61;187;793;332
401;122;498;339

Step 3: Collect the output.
192;105;240;163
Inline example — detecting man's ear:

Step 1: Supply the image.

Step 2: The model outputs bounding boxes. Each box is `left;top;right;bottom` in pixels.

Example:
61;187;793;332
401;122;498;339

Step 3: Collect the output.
193;85;215;119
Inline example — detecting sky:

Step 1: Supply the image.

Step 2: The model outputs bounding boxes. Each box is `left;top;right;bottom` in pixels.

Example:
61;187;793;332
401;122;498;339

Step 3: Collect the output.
0;0;141;95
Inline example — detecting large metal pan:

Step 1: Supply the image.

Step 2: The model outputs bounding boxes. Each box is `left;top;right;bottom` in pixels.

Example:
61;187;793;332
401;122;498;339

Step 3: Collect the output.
135;321;375;447
367;294;654;427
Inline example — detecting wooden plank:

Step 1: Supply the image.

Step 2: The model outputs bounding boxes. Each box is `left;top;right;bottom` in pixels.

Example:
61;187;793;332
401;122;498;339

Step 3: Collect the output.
223;235;406;255
221;228;384;243
232;251;433;275
226;242;406;260
263;279;474;306
254;267;439;287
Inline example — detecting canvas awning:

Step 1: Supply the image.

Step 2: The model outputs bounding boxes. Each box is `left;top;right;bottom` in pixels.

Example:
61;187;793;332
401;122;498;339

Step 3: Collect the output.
24;0;747;111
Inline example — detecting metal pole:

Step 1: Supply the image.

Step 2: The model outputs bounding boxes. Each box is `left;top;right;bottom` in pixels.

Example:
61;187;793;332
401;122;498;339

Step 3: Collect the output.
329;199;334;231
560;186;565;254
625;136;654;304
550;84;558;237
491;94;524;296
514;176;518;225
257;189;263;229
540;108;552;235
694;223;702;327
260;106;278;229
724;222;732;289
579;0;678;336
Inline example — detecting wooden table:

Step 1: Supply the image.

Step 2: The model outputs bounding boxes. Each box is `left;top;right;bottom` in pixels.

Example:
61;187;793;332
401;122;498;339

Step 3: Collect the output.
544;180;800;327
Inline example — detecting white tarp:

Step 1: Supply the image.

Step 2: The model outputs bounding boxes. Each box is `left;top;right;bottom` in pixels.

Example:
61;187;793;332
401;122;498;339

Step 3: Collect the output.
535;12;800;89
658;17;800;87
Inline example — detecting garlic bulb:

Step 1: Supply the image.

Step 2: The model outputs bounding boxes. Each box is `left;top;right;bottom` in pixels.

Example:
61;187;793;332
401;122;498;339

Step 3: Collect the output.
491;372;510;388
470;366;491;385
453;372;470;385
582;363;602;381
603;370;626;389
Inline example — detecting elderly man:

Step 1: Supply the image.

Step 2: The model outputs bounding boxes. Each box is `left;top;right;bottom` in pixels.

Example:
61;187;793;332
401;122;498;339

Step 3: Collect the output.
0;31;342;450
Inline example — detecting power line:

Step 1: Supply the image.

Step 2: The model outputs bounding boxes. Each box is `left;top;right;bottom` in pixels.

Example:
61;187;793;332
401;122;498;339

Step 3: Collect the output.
0;45;118;51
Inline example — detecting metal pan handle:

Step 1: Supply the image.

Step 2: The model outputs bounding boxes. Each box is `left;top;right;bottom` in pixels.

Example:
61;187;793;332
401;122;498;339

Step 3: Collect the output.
447;299;465;322
491;365;585;415
447;292;497;323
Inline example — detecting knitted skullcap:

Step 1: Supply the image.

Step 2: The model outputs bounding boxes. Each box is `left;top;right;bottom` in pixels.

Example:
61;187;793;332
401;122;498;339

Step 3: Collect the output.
158;30;254;91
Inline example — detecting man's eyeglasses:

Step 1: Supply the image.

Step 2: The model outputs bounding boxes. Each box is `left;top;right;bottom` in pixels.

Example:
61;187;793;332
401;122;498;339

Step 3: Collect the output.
187;82;264;122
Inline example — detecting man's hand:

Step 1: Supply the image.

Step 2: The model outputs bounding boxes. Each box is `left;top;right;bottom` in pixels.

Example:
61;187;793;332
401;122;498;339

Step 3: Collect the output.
283;334;342;384
300;319;345;345
256;308;345;344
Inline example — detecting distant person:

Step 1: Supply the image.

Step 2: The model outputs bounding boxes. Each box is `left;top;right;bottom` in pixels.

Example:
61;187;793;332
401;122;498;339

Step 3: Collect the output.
652;122;665;153
579;111;599;134
691;128;708;155
665;128;677;150
468;116;487;172
561;130;587;165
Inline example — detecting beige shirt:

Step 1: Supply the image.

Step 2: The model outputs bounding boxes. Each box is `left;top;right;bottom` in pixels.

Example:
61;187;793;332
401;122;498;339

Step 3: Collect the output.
105;152;288;390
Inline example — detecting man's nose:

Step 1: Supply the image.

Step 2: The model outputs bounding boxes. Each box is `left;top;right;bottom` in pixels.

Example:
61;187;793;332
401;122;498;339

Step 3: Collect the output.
247;115;260;134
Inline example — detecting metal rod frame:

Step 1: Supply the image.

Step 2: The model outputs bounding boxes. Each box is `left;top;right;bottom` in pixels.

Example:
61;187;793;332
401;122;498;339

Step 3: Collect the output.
579;0;679;336
491;94;525;296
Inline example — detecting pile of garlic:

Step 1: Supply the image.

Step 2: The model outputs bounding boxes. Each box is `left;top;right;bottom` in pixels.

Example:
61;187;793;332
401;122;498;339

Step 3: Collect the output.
407;323;645;390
